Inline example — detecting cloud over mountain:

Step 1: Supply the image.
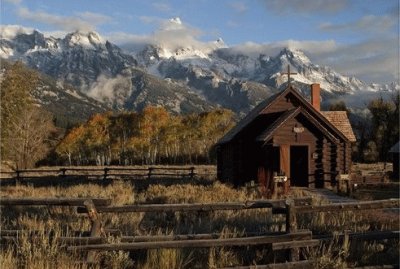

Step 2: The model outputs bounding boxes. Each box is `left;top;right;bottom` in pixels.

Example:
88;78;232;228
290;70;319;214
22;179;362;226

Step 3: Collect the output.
261;0;349;14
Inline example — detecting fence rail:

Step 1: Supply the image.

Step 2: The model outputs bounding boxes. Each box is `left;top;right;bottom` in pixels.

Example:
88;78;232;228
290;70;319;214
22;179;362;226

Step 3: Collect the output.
67;231;313;251
76;197;312;214
1;196;399;267
0;197;111;206
0;166;199;181
219;260;315;269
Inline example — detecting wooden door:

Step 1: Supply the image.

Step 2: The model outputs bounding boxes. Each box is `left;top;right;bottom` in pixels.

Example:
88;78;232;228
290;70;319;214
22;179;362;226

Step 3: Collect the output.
290;146;309;187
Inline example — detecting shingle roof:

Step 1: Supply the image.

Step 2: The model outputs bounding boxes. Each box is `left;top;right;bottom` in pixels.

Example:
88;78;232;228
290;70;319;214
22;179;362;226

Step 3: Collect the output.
320;111;356;142
389;141;400;153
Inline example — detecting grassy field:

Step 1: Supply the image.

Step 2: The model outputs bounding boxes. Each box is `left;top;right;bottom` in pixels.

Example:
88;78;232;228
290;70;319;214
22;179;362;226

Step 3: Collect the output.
0;164;399;268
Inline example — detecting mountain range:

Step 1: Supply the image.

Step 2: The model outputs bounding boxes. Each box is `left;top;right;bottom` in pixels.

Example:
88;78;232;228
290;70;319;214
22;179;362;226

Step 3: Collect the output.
1;25;398;122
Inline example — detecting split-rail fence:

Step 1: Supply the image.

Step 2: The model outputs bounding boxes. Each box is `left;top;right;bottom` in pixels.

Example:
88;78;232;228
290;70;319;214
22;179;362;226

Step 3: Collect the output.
0;197;399;268
0;166;199;180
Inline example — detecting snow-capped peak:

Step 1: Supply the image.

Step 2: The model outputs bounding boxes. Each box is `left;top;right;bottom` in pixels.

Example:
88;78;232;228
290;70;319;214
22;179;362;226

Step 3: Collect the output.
169;17;182;25
169;17;182;24
279;47;311;65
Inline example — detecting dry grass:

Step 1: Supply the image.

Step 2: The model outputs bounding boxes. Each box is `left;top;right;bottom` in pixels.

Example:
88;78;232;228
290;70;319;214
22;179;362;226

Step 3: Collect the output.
0;164;399;268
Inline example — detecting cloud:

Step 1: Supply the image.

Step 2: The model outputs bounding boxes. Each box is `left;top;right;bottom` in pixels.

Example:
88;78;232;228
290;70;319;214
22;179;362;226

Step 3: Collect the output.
260;0;349;14
75;12;112;25
0;25;34;39
87;73;132;103
312;37;398;83
14;5;111;32
152;17;207;50
42;30;68;38
3;0;21;4
111;15;396;83
229;1;248;13
152;2;172;13
118;17;219;52
226;20;239;28
139;16;163;25
106;31;153;49
229;37;398;84
230;39;338;57
320;14;397;34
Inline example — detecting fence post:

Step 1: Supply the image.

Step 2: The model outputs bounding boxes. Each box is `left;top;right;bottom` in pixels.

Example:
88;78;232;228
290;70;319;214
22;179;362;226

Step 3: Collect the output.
346;179;352;196
60;168;66;178
343;230;349;254
148;167;154;180
189;167;195;179
273;181;278;199
15;170;21;186
84;199;104;263
103;168;109;180
285;198;299;261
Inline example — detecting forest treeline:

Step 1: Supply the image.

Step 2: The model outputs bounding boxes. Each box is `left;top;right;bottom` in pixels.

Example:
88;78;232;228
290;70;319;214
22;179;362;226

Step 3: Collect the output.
1;61;399;168
55;107;235;165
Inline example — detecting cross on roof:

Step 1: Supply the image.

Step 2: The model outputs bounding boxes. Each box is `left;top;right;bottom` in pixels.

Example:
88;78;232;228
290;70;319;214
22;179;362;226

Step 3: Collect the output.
280;65;297;85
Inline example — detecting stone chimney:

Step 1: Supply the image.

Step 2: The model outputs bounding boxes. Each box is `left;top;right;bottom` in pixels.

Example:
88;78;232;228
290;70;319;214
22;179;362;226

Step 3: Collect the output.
310;83;320;111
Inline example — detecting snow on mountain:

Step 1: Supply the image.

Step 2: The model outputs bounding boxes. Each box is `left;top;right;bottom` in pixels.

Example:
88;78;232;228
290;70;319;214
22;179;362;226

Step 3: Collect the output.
0;26;217;115
132;41;397;112
1;24;398;118
0;26;137;90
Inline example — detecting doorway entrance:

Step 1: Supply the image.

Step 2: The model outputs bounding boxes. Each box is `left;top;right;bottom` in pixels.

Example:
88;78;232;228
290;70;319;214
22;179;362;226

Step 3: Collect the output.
290;146;309;187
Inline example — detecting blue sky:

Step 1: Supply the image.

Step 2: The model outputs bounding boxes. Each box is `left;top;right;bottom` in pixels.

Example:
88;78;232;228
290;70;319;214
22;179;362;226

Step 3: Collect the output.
1;0;399;84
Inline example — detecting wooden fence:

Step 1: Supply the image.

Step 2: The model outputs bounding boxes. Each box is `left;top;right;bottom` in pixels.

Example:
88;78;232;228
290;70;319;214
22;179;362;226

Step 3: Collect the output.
0;166;202;181
1;197;399;268
336;170;398;196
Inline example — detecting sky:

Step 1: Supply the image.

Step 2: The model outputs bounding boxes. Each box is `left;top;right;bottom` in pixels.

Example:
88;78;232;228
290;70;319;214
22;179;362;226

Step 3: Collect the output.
1;0;399;84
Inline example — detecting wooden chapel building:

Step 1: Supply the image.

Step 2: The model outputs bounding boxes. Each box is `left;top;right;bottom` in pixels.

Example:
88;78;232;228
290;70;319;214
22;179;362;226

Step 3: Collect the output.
216;83;356;191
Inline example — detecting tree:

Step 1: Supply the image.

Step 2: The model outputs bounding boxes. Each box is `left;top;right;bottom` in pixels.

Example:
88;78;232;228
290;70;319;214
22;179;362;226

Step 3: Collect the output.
11;107;55;168
85;113;112;165
367;94;399;162
109;112;138;165
54;107;236;165
1;62;35;159
56;125;87;165
329;100;350;116
138;106;170;164
1;61;56;168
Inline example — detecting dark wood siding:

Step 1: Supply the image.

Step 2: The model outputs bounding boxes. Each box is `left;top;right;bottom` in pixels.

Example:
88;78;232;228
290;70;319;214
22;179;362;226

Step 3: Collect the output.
392;153;399;180
262;93;299;114
217;144;235;183
270;115;320;186
216;87;354;192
